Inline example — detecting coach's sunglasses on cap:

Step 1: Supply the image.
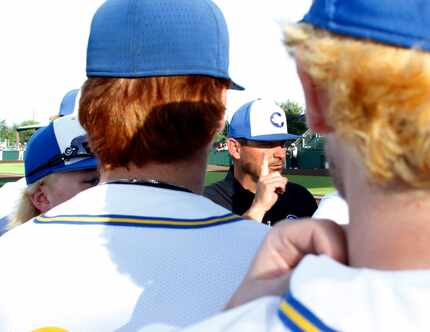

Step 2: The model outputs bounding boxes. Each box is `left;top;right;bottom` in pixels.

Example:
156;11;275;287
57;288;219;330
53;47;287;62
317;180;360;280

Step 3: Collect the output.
26;135;93;178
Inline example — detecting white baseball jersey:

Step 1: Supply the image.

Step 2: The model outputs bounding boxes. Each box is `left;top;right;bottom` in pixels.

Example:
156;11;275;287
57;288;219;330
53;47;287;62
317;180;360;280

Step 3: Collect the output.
0;178;26;235
0;182;269;331
313;191;349;225
142;255;430;332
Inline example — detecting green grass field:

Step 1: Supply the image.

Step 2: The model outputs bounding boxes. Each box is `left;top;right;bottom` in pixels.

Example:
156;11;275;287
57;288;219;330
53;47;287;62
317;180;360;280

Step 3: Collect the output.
0;163;24;187
205;171;334;196
0;163;335;195
0;163;24;174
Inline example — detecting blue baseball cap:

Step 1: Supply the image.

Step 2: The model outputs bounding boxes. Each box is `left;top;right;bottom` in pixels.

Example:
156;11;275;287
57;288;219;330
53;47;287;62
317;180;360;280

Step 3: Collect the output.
25;115;97;185
58;89;80;117
302;0;430;52
86;0;243;90
228;99;299;141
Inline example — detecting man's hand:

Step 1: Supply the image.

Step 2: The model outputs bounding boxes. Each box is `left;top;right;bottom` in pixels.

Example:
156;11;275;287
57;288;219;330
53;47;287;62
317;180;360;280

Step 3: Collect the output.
243;154;287;222
225;219;347;310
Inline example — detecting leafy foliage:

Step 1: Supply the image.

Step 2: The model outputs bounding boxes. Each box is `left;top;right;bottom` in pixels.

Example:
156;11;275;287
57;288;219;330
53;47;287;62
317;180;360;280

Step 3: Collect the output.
17;120;40;144
214;121;229;144
278;100;308;135
0;119;40;146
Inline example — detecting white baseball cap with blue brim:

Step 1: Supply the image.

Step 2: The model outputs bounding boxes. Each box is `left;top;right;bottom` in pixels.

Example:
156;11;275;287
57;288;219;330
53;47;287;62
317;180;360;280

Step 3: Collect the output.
228;99;300;141
25;115;97;185
86;0;243;90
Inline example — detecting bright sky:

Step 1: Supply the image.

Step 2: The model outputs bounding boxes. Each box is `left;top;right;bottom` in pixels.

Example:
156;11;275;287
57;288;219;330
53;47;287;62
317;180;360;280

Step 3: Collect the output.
0;0;312;126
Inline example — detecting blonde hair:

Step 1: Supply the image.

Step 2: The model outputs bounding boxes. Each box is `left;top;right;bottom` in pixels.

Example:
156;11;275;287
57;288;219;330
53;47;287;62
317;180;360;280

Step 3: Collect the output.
285;24;430;188
8;174;56;230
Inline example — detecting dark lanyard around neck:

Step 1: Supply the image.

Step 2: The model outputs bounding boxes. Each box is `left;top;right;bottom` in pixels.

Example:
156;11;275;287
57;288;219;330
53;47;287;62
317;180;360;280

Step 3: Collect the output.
102;179;192;194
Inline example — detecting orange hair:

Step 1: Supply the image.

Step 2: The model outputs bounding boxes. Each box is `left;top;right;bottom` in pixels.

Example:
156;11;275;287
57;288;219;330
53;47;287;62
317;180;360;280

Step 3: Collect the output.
79;75;229;170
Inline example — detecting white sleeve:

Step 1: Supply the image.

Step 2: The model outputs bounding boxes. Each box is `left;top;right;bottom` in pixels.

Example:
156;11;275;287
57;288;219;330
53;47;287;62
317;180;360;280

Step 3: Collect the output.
0;178;26;219
138;297;287;332
312;191;349;225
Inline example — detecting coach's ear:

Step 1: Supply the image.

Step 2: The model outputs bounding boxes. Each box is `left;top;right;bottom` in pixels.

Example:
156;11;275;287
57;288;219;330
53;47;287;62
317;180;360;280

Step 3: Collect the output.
30;185;51;214
227;138;241;161
296;63;333;134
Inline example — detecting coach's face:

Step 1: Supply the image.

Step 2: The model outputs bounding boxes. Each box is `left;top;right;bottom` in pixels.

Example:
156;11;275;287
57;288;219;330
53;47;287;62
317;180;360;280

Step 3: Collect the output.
229;138;286;181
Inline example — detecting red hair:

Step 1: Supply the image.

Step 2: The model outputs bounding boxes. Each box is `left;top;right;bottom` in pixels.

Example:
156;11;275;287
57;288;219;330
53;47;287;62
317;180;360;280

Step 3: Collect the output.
79;75;229;170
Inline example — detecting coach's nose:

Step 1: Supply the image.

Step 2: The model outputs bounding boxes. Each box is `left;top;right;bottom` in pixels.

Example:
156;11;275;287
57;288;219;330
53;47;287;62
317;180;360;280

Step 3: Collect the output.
272;144;286;160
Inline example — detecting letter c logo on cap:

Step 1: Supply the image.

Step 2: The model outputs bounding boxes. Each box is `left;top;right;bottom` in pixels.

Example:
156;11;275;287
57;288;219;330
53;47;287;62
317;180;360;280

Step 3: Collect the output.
270;112;284;128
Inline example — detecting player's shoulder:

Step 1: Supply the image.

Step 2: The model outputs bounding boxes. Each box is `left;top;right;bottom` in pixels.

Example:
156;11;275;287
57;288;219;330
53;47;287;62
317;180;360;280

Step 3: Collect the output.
204;177;229;195
203;177;235;210
285;181;313;196
201;196;269;233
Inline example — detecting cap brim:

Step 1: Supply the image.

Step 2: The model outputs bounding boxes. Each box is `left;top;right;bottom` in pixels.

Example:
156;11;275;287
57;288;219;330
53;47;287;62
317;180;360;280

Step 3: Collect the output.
241;133;301;141
56;157;98;174
230;80;245;91
26;157;98;185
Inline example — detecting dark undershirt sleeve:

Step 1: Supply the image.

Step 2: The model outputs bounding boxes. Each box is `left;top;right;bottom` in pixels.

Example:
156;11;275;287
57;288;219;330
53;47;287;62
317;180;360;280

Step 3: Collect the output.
268;182;318;225
289;183;318;216
301;188;318;216
203;181;233;211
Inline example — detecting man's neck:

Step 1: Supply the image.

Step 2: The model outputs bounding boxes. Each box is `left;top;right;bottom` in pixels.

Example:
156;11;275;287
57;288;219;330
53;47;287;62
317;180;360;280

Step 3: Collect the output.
100;157;208;194
233;165;258;193
343;157;430;270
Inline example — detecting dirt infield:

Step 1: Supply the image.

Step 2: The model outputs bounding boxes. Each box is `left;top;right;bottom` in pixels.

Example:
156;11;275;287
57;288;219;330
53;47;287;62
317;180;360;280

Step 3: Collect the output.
0;174;22;182
0;160;24;164
207;165;230;172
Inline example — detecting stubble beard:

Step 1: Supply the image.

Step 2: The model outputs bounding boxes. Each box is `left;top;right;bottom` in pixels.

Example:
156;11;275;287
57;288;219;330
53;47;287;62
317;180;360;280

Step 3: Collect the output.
240;160;261;183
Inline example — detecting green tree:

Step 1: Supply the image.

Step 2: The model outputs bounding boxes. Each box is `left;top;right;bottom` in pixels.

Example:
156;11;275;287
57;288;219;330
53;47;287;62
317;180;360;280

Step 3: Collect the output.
0;120;7;141
214;121;229;144
278;100;308;135
0;120;16;145
16;120;40;144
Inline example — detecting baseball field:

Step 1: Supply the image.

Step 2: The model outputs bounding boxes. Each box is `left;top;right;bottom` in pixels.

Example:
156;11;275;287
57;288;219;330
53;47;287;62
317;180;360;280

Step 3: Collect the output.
0;162;335;196
0;163;24;187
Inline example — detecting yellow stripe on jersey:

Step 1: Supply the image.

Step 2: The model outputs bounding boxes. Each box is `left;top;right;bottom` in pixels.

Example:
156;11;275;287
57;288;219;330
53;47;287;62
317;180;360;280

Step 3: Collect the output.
278;292;337;332
32;327;69;332
279;300;320;332
35;213;242;229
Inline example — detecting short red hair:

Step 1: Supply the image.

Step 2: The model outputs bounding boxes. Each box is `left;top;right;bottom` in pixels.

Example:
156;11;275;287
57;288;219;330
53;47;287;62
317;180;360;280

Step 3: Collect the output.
79;75;229;170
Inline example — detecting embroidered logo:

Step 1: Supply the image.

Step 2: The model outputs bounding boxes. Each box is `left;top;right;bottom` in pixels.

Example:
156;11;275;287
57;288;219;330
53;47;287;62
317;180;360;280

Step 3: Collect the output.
270;112;284;128
287;214;298;220
64;135;91;157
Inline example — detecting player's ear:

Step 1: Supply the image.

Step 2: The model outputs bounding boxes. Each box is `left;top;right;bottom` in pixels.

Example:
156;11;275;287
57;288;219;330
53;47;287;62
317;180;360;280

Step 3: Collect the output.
227;138;241;160
296;63;333;134
30;184;52;214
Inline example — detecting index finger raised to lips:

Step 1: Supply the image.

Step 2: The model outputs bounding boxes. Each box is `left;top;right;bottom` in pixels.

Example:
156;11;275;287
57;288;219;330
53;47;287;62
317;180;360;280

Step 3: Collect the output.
260;152;270;177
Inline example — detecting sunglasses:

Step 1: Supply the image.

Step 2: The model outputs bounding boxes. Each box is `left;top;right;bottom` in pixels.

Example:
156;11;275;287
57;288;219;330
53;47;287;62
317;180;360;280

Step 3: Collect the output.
236;139;288;149
26;135;93;178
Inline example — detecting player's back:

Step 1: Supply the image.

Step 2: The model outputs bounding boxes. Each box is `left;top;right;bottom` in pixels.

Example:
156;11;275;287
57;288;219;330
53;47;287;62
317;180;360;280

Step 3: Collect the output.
0;183;268;331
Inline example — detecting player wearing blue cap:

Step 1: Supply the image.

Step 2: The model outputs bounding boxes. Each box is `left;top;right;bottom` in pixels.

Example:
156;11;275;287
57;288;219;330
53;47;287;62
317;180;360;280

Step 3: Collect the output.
204;99;317;225
8;114;98;230
0;0;267;330
139;0;430;330
0;88;95;235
